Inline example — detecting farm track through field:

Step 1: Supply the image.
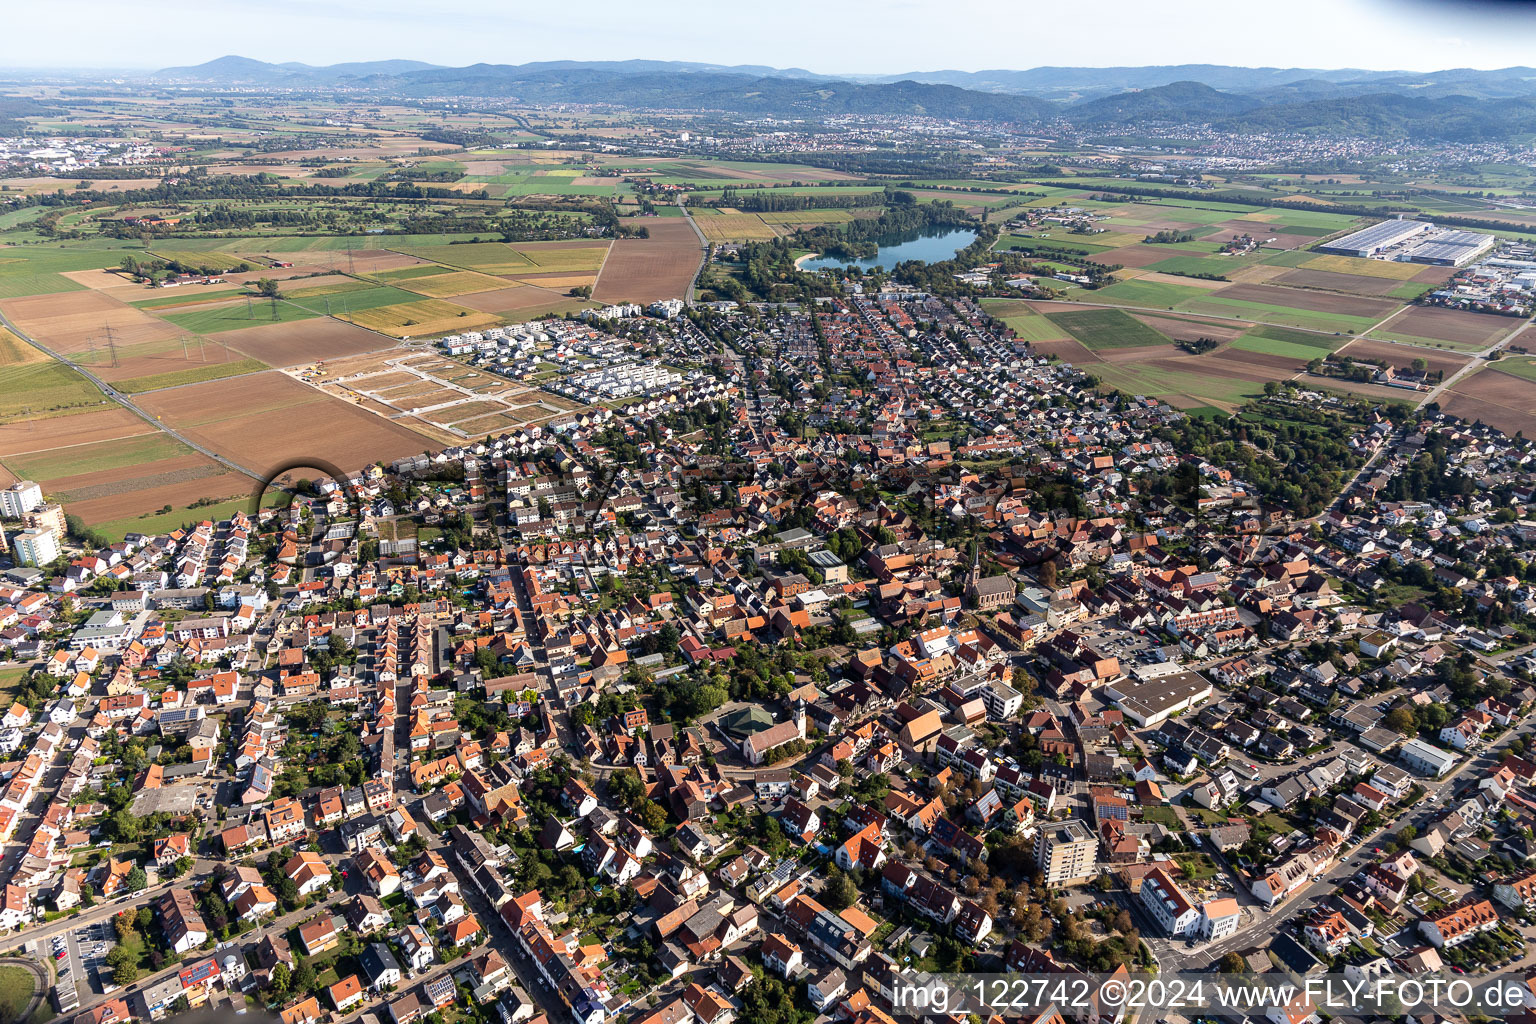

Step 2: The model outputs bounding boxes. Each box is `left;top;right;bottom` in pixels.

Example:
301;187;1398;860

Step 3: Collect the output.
0;305;268;484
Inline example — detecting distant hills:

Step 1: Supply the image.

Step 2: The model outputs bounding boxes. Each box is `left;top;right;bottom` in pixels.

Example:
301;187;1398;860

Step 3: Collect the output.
124;56;1536;140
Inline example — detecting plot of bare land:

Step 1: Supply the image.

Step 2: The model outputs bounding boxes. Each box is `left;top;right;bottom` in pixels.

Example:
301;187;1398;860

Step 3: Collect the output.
1371;306;1520;349
68;470;247;527
1441;368;1536;437
1274;269;1407;296
1127;312;1249;344
1029;339;1100;364
1336;338;1472;377
593;220;702;304
138;371;436;474
304;352;586;439
453;285;586;316
0;289;181;356
1089;245;1179;269
1209;283;1400;318
0;407;153;459
220;319;395;366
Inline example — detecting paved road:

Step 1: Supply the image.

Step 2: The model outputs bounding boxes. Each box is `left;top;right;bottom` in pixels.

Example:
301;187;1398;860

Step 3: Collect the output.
0;305;267;484
677;196;707;306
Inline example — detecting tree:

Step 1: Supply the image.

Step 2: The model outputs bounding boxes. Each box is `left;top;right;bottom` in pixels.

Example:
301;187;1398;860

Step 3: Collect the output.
126;867;147;892
824;868;859;910
293;959;317;995
268;962;291;996
1219;951;1248;974
1039;560;1057;590
254;277;282;298
1384;706;1416;735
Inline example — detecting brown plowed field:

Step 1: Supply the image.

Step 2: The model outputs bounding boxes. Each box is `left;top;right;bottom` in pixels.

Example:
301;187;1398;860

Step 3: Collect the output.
1211;283;1399;318
0;408;153;457
1441;369;1536;437
592;220;701;304
1090;245;1171;269
137;371;436;474
1128;313;1249;344
454;285;578;314
1028;340;1101;363
66;471;247;525
1377;306;1518;347
221;319;393;366
1275;270;1403;297
1336;338;1471;377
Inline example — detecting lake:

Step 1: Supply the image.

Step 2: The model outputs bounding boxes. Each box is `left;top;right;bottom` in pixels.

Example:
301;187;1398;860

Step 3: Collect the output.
801;227;978;272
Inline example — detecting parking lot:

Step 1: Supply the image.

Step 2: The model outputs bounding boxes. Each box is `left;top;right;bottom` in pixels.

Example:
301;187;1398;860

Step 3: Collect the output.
74;921;114;997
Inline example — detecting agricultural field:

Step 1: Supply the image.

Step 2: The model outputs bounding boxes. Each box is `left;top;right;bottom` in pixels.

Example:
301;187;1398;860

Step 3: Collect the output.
1229;324;1343;361
396;270;509;298
136;370;439;475
692;212;780;242
1041;307;1175;350
1368;306;1522;352
335;299;501;338
978;299;1071;343
0;326;111;422
593;219;702;305
160;297;323;333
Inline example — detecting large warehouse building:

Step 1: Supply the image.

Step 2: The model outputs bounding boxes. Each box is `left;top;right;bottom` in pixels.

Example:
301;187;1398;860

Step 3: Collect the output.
1403;230;1497;267
1318;218;1433;258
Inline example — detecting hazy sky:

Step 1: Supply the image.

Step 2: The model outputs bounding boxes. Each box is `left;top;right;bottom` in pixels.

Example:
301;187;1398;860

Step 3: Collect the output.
8;0;1536;74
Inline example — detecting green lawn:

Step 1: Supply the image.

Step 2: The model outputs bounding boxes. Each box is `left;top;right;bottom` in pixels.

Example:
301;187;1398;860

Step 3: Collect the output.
0;963;38;1023
131;287;251;310
1044;307;1173;349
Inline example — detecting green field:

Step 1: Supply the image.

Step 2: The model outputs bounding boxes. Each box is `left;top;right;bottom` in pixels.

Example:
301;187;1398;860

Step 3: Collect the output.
161;298;323;333
0;963;36;1024
1491;357;1536;382
148;250;254;271
0;328;107;421
131;287;251;310
1144;255;1240;277
113;357;270;394
1044;307;1172;349
1074;278;1212;308
1230;324;1344;361
290;284;427;315
1092;362;1268;409
978;300;1069;342
1177;295;1378;334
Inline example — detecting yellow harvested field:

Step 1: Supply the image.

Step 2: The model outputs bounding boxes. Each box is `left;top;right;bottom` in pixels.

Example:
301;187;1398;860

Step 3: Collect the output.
508;273;596;290
1299;254;1425;280
694;213;778;242
337;300;501;338
511;244;610;273
759;209;858;225
400;270;510;297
